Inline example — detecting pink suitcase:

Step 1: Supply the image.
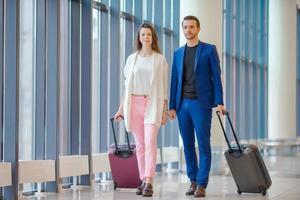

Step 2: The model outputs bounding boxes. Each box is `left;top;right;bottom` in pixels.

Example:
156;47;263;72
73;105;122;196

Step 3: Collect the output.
109;118;142;190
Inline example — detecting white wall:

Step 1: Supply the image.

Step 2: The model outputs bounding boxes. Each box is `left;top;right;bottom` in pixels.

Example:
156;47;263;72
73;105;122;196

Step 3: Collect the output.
268;0;298;139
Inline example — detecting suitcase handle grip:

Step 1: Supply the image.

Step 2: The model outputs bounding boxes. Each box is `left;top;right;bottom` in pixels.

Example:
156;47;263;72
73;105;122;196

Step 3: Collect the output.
216;111;243;153
110;117;132;154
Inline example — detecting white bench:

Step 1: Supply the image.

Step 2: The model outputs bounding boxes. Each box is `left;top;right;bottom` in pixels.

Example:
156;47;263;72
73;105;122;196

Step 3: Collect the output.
19;160;55;184
91;153;110;174
59;155;89;178
0;162;12;187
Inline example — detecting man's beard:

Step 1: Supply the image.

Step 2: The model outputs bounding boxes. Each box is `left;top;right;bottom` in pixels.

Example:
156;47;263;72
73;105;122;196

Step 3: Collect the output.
185;33;196;40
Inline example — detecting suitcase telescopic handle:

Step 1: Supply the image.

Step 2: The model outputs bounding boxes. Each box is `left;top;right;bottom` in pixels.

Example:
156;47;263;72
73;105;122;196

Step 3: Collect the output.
216;111;243;153
110;117;132;153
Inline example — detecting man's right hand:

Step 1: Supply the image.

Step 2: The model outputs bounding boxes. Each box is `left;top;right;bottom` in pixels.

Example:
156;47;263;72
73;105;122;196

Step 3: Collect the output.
168;109;176;120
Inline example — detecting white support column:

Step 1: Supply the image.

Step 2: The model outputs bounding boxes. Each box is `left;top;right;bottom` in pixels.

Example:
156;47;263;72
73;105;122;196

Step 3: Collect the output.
268;0;297;139
180;0;222;52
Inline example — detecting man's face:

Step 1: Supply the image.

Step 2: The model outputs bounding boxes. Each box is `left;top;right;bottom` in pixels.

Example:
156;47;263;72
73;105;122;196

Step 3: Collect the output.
182;20;200;40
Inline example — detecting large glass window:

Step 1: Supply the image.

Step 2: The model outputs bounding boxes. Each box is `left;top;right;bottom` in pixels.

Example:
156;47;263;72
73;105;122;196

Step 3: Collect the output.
223;0;268;140
59;0;70;156
0;1;181;197
161;0;178;147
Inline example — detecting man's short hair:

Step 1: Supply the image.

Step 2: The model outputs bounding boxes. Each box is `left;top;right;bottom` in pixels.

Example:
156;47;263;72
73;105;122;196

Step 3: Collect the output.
182;15;200;28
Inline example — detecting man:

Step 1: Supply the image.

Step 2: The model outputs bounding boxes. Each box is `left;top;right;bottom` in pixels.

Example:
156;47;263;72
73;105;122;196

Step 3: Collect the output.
169;15;225;198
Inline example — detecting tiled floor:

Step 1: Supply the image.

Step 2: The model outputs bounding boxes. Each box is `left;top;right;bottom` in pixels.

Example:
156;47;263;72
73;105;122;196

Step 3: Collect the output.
24;156;300;200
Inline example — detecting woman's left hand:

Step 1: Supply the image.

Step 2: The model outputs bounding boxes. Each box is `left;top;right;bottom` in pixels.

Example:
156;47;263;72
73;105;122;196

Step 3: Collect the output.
161;111;168;125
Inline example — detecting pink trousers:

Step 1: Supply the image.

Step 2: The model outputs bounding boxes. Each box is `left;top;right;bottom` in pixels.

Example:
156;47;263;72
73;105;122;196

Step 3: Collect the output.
130;96;159;181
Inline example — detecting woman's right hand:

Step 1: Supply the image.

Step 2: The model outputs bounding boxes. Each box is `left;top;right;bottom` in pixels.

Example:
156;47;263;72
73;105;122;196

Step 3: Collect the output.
114;110;124;122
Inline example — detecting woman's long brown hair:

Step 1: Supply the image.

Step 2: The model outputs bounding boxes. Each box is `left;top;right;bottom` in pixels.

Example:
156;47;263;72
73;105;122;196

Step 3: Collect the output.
136;23;161;53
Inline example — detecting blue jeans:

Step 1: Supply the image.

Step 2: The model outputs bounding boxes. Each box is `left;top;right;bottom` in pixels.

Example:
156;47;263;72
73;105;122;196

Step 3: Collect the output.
177;98;212;188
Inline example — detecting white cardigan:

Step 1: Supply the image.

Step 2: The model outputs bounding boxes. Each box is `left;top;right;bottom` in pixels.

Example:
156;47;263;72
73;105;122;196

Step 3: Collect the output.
123;51;169;131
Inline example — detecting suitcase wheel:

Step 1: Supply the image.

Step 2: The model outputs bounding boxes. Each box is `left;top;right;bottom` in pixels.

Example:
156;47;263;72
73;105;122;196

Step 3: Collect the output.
262;188;267;196
237;185;242;195
113;181;118;190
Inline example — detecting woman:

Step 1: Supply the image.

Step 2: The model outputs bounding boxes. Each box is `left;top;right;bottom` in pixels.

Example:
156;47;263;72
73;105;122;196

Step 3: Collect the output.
114;23;168;197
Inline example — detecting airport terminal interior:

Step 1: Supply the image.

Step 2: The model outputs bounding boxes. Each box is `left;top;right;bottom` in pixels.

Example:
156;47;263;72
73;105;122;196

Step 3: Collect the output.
0;0;300;199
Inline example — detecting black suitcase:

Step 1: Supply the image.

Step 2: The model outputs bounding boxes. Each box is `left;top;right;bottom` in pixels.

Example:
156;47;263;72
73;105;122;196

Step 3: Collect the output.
216;111;272;196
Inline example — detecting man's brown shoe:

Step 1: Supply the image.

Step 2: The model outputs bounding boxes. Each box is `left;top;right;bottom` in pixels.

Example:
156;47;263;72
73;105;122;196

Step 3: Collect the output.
136;182;145;195
194;186;206;198
142;183;153;197
185;181;197;195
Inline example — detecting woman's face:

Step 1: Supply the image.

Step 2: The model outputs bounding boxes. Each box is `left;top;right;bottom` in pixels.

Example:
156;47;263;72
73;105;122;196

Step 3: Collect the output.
139;27;153;47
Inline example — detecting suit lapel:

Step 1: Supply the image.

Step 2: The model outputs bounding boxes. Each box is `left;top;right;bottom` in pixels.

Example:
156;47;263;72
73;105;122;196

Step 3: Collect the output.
194;41;203;71
178;46;185;79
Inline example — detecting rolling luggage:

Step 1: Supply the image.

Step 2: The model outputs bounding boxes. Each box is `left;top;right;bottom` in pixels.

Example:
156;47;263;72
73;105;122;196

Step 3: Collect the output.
108;117;141;190
216;111;272;196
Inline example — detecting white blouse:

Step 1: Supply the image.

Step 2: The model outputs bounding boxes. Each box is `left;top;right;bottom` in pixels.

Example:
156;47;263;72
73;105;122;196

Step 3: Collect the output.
132;55;153;95
123;52;169;131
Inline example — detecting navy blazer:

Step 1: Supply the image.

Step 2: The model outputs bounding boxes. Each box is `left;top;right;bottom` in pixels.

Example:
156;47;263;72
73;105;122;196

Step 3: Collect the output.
169;41;224;111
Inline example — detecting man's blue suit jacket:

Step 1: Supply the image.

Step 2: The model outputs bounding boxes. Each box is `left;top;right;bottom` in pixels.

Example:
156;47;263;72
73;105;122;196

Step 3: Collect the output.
169;41;224;111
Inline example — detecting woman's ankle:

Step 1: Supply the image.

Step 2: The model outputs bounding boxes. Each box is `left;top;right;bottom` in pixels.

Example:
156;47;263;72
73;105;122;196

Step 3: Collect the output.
145;177;153;184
